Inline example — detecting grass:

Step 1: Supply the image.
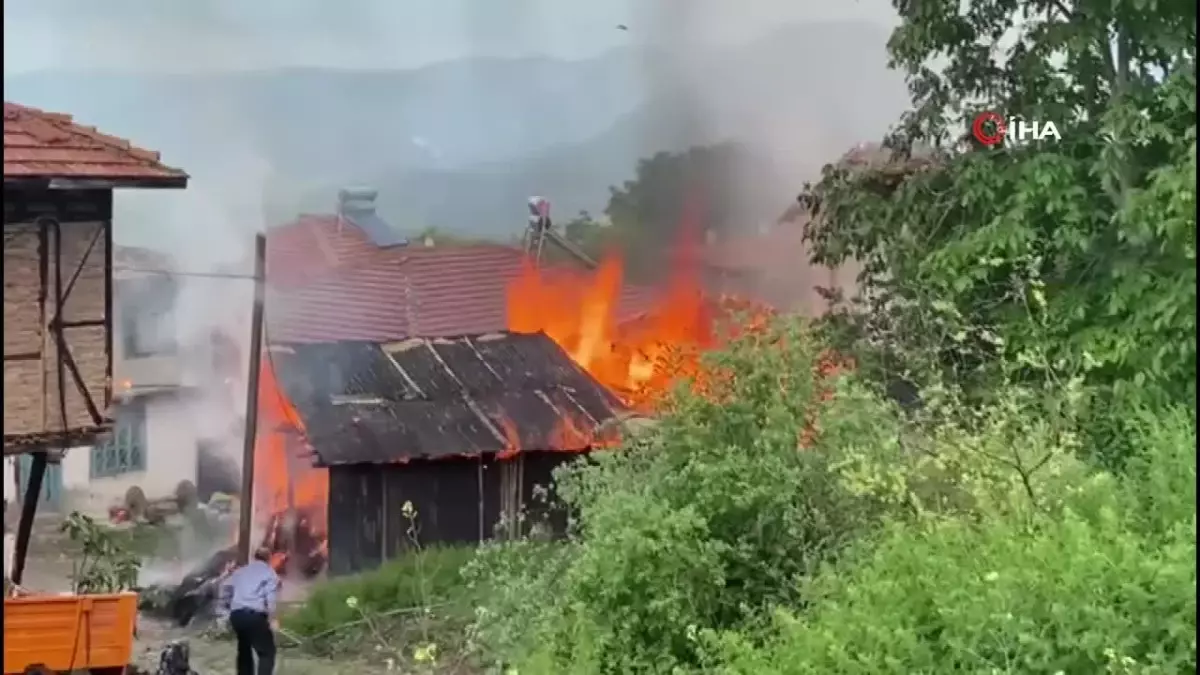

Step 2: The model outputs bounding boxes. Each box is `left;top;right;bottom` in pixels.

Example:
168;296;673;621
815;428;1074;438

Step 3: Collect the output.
282;546;481;662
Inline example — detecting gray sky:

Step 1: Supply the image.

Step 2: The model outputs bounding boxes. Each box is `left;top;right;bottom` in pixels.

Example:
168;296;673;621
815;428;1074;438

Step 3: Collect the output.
4;0;897;73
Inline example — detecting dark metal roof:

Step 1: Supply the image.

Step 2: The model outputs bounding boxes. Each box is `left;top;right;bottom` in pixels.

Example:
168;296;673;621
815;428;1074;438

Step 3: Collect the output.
269;332;628;467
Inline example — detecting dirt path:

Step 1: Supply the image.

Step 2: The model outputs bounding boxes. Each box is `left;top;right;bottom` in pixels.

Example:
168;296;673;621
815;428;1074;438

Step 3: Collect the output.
133;618;393;675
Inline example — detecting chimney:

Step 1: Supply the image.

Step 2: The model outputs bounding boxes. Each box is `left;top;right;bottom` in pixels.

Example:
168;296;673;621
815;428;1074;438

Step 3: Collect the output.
335;186;408;247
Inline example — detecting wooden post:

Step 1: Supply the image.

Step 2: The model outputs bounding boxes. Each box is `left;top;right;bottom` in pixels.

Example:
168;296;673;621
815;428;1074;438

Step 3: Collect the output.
236;234;267;565
10;451;47;586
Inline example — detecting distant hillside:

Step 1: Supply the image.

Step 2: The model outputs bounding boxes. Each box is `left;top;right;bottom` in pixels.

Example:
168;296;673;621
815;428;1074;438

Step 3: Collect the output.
341;21;911;237
4;54;645;178
6;20;909;243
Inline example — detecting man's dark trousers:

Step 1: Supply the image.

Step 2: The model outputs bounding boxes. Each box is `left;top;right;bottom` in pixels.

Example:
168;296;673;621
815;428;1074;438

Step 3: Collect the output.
229;608;276;675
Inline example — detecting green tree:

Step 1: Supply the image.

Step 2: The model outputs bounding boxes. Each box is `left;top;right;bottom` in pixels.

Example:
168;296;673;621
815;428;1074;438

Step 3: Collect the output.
554;210;618;263
598;144;770;280
801;0;1196;415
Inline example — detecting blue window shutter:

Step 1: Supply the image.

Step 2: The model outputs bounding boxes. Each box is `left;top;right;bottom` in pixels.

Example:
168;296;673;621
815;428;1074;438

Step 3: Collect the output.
90;401;147;478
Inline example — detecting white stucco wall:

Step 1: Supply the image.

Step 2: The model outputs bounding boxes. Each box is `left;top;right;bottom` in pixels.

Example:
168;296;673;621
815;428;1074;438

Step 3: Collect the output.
3;458;15;505
59;393;203;517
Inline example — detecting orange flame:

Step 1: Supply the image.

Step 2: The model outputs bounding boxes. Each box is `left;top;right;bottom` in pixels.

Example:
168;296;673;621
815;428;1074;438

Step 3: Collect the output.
253;357;329;535
505;238;716;411
496;416;522;459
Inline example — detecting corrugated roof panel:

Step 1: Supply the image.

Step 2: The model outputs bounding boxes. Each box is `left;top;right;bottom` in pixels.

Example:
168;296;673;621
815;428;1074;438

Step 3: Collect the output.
382;338;467;401
269;333;628;466
425;337;504;395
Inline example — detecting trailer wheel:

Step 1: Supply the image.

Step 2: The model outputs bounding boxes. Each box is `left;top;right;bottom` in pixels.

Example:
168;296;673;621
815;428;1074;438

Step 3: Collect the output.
22;664;53;675
89;668;126;675
124;485;148;520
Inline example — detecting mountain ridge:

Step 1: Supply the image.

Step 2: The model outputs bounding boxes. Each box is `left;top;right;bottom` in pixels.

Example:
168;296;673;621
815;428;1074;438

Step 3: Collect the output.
3;20;909;244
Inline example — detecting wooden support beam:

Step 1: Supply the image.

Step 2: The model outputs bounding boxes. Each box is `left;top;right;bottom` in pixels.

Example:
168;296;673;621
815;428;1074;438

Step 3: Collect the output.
237;233;267;565
10;451;47;586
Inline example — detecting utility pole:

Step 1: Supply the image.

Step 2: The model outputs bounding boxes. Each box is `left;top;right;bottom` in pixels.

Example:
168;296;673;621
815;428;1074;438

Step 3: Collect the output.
236;233;267;565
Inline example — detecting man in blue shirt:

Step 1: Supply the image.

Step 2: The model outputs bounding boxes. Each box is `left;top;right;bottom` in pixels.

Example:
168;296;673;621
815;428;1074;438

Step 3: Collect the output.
219;547;281;675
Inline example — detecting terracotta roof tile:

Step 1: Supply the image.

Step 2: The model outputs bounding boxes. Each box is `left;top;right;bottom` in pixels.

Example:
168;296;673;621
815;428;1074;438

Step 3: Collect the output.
264;217;660;344
4;102;187;184
264;215;378;288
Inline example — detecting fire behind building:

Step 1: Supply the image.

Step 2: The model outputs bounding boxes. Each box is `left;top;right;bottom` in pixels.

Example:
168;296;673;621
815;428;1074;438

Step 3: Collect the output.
255;331;629;577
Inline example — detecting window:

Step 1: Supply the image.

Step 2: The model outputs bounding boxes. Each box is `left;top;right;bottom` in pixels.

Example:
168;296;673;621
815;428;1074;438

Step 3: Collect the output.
123;308;176;357
119;278;178;358
91;402;147;478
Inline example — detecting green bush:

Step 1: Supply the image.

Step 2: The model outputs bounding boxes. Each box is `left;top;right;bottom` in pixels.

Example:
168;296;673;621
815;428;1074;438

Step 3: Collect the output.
714;404;1197;675
468;322;911;673
467;315;1195;675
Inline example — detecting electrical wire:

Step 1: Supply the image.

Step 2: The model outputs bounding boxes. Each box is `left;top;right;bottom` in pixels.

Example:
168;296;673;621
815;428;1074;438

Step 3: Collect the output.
114;266;258;281
1;251;261;282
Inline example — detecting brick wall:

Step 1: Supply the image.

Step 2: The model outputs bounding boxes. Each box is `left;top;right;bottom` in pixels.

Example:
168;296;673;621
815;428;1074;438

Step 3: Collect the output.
3;219;110;439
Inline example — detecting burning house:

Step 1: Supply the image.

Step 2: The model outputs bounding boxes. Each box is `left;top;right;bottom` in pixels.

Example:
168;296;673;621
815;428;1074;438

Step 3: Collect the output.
233;189;759;580
255;332;627;576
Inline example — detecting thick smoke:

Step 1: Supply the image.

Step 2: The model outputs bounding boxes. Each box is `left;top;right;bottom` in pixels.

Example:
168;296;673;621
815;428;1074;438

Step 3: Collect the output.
7;0;907;525
623;0;905;311
110;115;272;557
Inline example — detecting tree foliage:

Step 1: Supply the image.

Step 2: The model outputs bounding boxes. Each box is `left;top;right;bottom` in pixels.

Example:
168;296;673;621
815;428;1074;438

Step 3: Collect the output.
564;144;772;279
802;0;1196;408
714;404;1197;675
60;511;141;594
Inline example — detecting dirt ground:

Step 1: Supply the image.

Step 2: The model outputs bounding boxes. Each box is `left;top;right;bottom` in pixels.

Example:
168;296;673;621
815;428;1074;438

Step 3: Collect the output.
13;515;398;675
131;619;393;675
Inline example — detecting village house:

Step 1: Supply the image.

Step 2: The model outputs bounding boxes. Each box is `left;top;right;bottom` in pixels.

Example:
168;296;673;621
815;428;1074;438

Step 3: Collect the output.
3;101;188;581
35;246;245;517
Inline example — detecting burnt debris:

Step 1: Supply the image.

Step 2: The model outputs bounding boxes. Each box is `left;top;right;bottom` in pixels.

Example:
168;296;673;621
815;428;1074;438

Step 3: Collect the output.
138;509;325;627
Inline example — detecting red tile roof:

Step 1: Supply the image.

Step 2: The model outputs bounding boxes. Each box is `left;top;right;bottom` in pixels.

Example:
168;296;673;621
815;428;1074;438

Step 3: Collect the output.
264;215;379;288
264;217;661;344
3;102;187;185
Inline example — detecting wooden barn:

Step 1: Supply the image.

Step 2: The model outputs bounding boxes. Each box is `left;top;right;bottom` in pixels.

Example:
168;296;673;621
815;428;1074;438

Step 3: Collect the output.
267;331;629;576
